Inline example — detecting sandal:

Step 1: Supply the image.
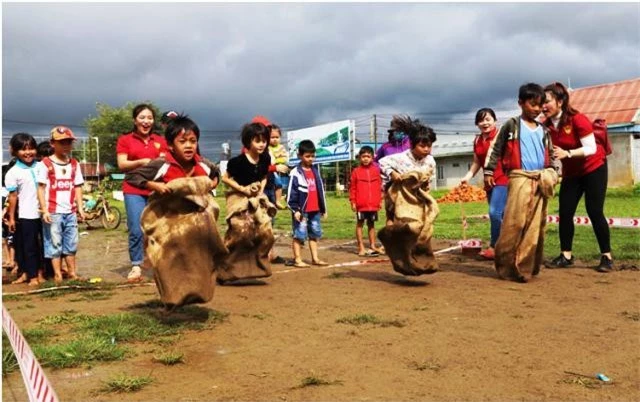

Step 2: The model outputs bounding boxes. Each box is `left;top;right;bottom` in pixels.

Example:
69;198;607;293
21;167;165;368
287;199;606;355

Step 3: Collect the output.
311;260;329;266
358;250;379;257
293;261;310;268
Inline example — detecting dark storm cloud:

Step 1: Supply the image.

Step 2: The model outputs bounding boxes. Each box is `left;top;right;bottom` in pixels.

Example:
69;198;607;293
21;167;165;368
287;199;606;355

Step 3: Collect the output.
3;2;639;141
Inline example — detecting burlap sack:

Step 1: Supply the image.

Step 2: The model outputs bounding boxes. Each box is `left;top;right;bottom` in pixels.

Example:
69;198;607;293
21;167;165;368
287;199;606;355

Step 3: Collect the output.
141;176;227;309
219;190;277;283
495;168;558;282
378;170;440;276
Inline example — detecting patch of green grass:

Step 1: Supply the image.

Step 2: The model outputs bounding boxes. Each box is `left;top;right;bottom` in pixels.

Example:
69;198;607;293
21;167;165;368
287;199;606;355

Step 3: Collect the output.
79;312;180;342
254;187;640;261
153;351;184;366
33;336;127;368
99;374;153;393
38;310;91;325
2;334;18;375
296;376;343;388
23;327;57;343
69;291;116;302
2;294;26;302
336;313;405;328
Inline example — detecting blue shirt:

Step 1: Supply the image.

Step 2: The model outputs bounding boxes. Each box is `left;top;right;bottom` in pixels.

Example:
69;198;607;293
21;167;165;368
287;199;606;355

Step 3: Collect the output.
519;121;545;171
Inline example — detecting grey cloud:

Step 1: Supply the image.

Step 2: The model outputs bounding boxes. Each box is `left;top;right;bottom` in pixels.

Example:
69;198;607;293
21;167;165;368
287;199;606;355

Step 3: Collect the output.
3;2;639;157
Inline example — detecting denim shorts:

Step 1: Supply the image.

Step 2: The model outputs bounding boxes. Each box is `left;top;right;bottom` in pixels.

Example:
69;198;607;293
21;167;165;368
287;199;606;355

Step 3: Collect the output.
274;173;289;190
43;213;79;258
292;211;322;243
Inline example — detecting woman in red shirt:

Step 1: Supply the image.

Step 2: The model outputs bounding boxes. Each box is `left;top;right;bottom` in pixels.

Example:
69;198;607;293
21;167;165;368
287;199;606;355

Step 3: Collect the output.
116;104;168;281
460;108;507;260
542;82;612;273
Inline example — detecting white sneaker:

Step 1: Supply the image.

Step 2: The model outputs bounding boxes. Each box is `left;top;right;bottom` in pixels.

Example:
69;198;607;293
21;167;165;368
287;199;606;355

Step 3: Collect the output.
127;265;142;280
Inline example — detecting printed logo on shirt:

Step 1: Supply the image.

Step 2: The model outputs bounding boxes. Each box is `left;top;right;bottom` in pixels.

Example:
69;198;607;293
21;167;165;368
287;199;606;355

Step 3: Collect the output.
51;179;74;190
564;125;572;135
154;142;161;150
507;131;515;140
307;177;316;187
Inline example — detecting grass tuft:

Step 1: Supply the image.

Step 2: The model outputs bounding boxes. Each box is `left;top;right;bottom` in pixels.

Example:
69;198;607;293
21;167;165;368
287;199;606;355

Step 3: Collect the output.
296;376;343;388
409;359;442;372
33;336;127;368
153;351;185;366
325;271;345;279
99;374;153;393
620;311;640;321
336;313;406;327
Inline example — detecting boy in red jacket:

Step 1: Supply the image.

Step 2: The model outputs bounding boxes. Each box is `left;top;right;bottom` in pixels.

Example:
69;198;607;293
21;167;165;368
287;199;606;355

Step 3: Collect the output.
349;146;384;257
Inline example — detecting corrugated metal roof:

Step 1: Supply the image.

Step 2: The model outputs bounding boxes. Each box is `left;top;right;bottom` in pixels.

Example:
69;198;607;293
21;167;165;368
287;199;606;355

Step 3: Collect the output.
431;134;475;157
570;77;640;125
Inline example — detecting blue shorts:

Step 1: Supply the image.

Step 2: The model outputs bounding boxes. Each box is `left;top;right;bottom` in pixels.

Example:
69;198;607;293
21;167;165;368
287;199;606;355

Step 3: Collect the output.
274;173;289;190
43;213;79;258
292;211;322;243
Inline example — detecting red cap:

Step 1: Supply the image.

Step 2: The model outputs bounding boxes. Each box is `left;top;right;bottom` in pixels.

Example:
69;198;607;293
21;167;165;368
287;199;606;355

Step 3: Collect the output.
251;115;272;127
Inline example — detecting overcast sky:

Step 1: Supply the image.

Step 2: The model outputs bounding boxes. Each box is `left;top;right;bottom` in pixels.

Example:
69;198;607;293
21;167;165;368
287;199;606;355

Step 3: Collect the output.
2;2;639;159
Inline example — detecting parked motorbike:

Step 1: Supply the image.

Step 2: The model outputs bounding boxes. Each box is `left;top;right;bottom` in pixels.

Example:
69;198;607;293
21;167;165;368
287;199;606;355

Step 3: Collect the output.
83;191;122;230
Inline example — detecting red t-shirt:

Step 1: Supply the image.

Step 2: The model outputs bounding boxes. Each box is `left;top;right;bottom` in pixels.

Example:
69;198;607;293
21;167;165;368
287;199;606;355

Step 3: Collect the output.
474;128;508;189
116;132;168;195
546;113;605;178
303;168;319;213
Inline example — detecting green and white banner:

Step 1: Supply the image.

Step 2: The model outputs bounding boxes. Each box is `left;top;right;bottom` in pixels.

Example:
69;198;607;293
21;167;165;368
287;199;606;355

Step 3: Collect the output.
286;120;354;165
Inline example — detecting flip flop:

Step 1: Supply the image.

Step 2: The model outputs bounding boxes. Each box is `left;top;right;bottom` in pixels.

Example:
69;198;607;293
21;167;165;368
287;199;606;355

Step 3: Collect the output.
311;260;329;266
293;261;311;268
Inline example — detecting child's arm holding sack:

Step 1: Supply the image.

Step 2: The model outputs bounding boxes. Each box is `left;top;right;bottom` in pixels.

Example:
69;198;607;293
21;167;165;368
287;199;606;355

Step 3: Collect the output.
125;159;171;194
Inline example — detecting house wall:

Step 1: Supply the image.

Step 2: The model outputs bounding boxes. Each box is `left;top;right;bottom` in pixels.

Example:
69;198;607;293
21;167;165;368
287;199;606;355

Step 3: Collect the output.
433;155;478;189
607;134;636;187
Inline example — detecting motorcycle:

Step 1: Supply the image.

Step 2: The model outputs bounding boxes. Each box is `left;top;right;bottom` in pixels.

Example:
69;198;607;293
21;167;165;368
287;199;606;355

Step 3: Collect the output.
83;190;122;230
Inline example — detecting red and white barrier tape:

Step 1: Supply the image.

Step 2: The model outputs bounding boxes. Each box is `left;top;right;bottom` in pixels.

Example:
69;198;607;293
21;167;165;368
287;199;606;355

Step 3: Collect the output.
2;304;59;402
469;214;640;228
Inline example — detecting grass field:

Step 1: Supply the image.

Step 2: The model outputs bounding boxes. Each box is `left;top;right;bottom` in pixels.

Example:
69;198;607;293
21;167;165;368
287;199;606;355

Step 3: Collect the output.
106;185;639;261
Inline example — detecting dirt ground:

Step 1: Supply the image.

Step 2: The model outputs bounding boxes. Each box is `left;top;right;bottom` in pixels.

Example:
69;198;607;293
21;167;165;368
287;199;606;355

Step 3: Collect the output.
2;225;640;402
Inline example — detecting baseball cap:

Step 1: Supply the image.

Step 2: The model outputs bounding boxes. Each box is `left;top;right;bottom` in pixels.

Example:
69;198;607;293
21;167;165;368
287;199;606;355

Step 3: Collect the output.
161;110;178;124
50;126;76;141
251;115;272;127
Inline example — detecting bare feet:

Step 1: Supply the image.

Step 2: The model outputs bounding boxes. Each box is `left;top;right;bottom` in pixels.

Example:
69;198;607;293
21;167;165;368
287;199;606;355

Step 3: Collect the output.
11;273;27;284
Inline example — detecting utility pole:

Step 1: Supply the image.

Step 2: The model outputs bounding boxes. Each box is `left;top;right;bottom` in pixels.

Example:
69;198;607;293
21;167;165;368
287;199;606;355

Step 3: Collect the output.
370;114;378;150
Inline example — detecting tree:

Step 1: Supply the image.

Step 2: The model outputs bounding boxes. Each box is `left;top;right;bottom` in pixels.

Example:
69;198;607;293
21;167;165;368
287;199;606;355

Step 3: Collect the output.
84;102;162;168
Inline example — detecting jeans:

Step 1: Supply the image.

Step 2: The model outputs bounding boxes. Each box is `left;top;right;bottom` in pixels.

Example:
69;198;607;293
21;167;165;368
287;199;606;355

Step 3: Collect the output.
43;213;78;258
124;194;148;266
487;185;507;248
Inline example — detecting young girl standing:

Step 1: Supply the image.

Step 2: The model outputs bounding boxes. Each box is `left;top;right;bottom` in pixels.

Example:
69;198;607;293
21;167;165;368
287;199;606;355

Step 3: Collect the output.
460;108;508;260
116;104;168;282
5;133;44;286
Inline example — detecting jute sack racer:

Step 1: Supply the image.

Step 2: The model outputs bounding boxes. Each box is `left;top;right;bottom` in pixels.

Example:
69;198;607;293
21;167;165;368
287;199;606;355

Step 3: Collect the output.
494;168;558;282
140;176;227;309
378;170;439;276
219;186;277;283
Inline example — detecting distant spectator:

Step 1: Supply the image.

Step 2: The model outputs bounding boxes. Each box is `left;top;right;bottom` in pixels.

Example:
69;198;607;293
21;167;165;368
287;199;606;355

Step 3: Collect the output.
349;146;384;257
460;108;507;260
374;115;411;162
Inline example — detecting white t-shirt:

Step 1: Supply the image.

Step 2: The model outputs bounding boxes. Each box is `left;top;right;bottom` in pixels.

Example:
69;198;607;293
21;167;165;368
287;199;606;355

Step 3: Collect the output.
4;161;43;219
37;157;84;214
